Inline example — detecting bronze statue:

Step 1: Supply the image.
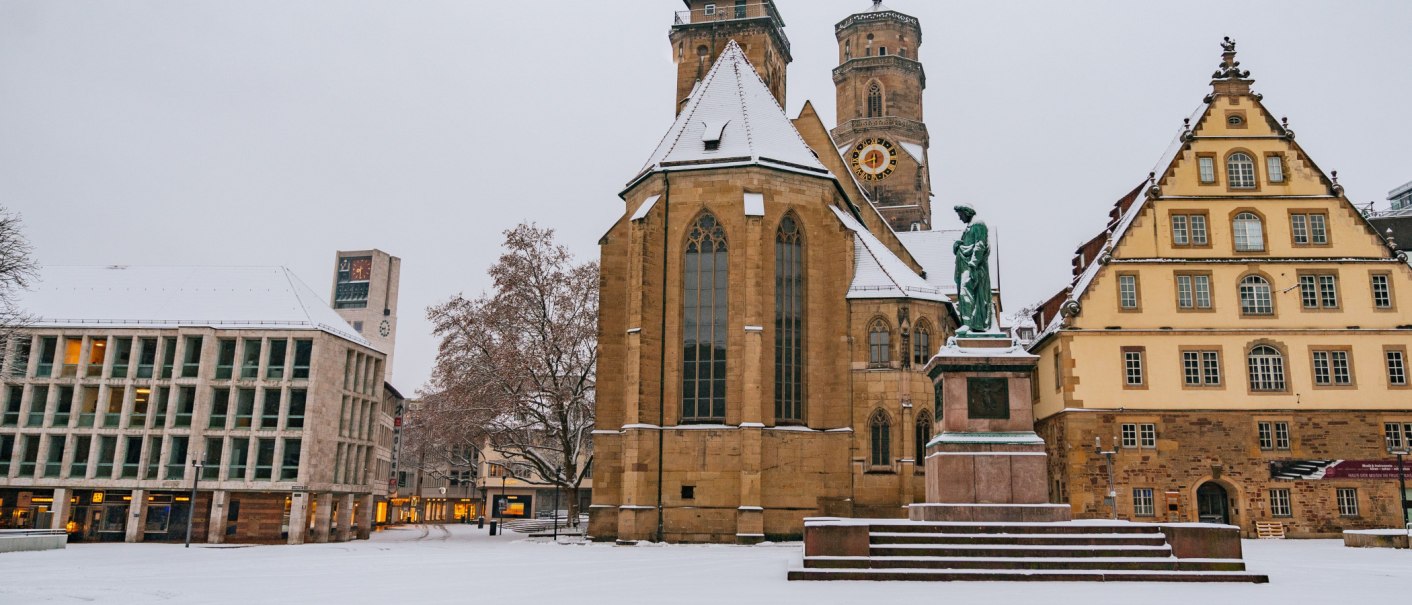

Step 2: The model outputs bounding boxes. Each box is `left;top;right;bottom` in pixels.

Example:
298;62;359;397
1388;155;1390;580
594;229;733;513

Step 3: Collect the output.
952;203;993;334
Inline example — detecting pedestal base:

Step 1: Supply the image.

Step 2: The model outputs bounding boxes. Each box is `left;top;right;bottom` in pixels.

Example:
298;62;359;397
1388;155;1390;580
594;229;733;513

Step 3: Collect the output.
907;502;1073;523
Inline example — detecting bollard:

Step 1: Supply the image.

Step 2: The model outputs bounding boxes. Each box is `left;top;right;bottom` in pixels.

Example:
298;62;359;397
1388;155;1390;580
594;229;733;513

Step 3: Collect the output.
489;520;498;536
477;517;484;529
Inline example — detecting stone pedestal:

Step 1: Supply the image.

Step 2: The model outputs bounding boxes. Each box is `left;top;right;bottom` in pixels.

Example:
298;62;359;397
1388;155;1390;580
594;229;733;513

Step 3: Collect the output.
909;336;1071;523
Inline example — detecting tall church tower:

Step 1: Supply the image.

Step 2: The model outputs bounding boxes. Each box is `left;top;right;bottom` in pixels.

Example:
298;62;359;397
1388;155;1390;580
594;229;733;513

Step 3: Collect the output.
831;2;931;231
669;1;791;113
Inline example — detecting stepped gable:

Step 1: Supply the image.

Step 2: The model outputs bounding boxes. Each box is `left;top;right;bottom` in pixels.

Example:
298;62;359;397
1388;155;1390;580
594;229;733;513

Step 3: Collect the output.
1029;38;1405;344
632;40;828;187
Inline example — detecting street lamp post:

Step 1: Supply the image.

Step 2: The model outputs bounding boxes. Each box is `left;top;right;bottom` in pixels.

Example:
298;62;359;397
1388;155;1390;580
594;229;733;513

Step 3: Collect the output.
184;456;205;548
1094;436;1118;521
1387;437;1410;528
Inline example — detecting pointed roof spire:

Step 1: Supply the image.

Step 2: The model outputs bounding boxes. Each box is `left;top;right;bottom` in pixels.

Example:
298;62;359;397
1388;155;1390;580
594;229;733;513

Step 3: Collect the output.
633;40;828;185
1211;36;1254;96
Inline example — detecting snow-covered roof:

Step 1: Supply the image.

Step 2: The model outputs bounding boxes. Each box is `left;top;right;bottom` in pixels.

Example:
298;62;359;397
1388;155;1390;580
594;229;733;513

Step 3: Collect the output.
898;141;926;165
17;265;370;346
635;41;828;183
830;206;949;302
893;228;1006;294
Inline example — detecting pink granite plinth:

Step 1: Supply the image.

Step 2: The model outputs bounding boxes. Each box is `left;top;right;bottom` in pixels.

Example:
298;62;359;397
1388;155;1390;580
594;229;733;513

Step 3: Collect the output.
908;502;1073;522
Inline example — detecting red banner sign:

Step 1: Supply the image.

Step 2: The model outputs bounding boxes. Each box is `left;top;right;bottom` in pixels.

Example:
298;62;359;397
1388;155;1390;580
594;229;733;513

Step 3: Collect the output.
1270;459;1410;480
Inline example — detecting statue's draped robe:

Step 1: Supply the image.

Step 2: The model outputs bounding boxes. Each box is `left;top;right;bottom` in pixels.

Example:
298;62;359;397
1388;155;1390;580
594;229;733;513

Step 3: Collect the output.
953;220;992;333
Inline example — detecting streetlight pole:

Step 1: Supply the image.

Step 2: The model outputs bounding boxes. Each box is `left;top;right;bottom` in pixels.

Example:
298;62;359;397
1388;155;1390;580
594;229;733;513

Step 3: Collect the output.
1094;436;1118;521
184;455;205;548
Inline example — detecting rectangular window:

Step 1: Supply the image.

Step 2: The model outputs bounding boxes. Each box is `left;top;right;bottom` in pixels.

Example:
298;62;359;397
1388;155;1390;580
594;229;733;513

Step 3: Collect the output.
85;337;107;378
1170;213;1208;246
1372;274;1392;309
261;388;282;430
0;434;12;474
19;435;39;476
110;337;132;378
161;337;177;379
292;340;313;379
209;388;230;429
1198;156;1216;183
1176;273;1212;309
181;336;203;378
1171;215;1188;246
203;437;223;480
1122;348;1145;387
1139;423;1156;448
1117;274;1139;310
129;387;151;428
27;385;48;427
1121;424;1137;448
35;336;57;377
53;386;73;427
136;337;157;378
287;389;306;429
44;435;65;478
103;386;123;427
173;386;196;427
1258;421;1291;450
1312;350;1352;386
69;435;90;477
1269;488;1292;517
216;339;237;379
235;388;256;428
143;435;161;479
1;385;18;426
1133;488;1155;517
166;436;189;480
62;337;82;377
149;387;166;429
228;437;250;480
95;435;116;478
254;438;275;480
122;435;142;478
76;386;98;428
1181;350;1222;386
267;339;287;380
1388;350;1408;386
1337;488;1359;517
1266;155;1285;183
281;438;301;481
1298;273;1339;309
241;339;261;379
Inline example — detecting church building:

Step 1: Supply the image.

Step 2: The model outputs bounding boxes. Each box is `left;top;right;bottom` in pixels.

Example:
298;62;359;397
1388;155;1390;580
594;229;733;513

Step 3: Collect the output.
589;1;963;543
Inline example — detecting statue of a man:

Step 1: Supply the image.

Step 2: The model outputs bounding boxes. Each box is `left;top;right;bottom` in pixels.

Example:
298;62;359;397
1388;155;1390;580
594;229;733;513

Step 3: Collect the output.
952;203;993;334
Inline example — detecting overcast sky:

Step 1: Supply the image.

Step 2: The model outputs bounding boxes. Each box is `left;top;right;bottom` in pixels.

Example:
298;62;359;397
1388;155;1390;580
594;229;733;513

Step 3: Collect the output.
3;0;1410;392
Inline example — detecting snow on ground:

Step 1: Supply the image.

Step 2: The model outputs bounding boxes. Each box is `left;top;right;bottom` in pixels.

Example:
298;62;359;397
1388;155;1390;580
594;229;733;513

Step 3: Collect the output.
2;524;1410;604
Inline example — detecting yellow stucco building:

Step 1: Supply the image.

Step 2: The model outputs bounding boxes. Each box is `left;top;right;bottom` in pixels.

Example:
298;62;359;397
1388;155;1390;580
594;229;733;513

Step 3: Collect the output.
1030;40;1412;536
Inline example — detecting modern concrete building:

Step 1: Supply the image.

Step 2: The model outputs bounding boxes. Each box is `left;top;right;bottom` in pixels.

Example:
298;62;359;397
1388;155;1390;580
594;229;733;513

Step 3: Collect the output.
0;265;395;544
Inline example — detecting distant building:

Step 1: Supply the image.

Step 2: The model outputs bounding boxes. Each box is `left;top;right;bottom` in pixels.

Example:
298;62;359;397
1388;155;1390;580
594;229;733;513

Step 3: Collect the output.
0;265;394;544
1389;181;1412;211
1368;181;1412;260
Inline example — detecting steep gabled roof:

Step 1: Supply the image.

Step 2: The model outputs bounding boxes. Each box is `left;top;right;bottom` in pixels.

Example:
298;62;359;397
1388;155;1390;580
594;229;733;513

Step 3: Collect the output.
18;265;370;346
632;40;828;185
830;206;949;302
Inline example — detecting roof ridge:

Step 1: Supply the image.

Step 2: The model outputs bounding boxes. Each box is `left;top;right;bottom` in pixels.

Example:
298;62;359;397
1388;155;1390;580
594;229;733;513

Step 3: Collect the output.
729;42;755;156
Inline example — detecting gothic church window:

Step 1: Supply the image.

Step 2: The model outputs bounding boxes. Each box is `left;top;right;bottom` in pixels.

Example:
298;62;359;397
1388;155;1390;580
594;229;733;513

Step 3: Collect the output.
867;82;884;118
683;212;728;423
869;409;891;468
775;214;805;423
914;410;932;471
868;318;891;367
912;320;932;366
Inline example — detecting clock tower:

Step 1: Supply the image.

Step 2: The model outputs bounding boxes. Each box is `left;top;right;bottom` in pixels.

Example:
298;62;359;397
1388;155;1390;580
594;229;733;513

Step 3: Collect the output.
831;2;932;231
670;0;791;114
330;248;401;376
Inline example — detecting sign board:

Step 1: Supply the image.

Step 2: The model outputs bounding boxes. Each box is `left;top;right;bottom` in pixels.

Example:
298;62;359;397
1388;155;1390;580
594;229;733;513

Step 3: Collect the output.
1270;460;1410;480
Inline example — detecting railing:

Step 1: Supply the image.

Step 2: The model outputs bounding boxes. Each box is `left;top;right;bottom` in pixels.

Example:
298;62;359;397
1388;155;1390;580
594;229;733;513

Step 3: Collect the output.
674;2;786;34
0;529;67;537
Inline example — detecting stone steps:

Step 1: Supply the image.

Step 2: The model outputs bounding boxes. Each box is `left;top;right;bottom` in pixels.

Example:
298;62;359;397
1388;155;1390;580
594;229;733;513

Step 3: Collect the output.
792;520;1269;583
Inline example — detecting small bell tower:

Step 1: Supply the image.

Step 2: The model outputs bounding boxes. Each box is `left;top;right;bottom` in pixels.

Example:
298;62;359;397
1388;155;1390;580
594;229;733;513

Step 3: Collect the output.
669;1;791;114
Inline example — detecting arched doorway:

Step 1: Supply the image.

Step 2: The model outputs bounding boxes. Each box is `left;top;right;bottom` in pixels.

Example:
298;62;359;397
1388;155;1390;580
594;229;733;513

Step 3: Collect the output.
1196;482;1230;524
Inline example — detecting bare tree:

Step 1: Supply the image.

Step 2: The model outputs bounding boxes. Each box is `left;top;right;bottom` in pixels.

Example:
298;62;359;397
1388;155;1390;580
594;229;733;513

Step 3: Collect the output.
0;207;38;354
425;223;597;525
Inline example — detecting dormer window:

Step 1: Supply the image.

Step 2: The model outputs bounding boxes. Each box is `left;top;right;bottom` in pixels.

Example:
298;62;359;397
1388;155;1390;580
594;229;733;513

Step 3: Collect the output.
702;120;729;151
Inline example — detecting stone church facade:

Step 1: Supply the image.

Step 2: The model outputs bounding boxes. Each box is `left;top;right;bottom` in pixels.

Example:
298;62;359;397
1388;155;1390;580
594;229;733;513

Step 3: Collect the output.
589;1;960;543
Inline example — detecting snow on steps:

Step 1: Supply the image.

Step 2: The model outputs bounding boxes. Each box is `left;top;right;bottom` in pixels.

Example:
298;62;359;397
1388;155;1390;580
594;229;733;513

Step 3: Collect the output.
791;521;1269;583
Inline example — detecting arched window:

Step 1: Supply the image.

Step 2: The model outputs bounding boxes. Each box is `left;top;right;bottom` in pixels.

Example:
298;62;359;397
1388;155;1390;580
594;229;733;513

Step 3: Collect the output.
912;320;932;366
774;214;804;423
914;410;932;470
1248;345;1286;391
1239;275;1273;315
844;40;851;60
869;409;891;468
683;212;728;422
1227;152;1256;189
866;82;884;118
1232;211;1264;252
868;318;890;367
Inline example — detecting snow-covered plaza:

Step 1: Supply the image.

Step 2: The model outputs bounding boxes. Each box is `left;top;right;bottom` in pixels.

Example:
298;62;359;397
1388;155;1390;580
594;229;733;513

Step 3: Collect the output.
2;524;1410;604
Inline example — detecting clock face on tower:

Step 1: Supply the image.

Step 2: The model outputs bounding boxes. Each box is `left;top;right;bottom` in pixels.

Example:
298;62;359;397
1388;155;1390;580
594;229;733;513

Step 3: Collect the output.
850;138;898;181
379;320;391;337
